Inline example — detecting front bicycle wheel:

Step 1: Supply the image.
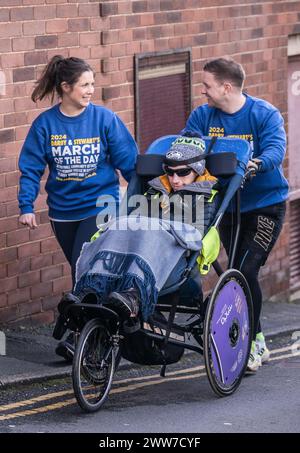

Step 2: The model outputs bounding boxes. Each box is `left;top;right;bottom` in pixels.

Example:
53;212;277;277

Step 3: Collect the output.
72;319;115;413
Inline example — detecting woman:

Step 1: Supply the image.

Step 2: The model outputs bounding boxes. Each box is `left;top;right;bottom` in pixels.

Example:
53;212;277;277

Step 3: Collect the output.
74;135;218;320
18;55;138;359
19;55;138;280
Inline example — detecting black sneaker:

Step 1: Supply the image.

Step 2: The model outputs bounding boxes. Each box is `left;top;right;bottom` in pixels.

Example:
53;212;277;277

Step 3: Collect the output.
57;292;79;314
107;289;139;319
53;293;79;340
55;332;75;363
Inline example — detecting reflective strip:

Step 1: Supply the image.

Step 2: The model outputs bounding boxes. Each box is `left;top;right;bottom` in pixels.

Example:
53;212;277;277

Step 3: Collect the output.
207;189;218;203
90;228;103;242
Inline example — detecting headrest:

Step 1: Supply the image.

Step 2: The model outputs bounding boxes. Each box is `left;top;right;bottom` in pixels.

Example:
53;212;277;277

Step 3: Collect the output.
136;152;237;178
206;152;237;176
136;154;165;176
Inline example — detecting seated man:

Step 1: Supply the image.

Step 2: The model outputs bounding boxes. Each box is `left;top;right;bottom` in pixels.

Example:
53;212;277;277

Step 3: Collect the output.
74;134;218;320
54;134;220;361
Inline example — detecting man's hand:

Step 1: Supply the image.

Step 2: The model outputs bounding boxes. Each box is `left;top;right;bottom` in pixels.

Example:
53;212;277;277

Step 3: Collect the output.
247;158;262;172
19;213;38;229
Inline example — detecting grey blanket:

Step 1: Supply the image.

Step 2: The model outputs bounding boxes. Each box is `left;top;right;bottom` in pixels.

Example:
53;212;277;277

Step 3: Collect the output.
74;216;202;320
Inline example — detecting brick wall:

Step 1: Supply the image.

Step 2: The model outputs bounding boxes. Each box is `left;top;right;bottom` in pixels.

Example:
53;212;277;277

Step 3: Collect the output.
0;0;299;325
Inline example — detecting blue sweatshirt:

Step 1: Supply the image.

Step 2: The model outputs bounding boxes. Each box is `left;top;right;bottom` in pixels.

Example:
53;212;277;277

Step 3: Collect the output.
183;94;289;212
18;103;138;220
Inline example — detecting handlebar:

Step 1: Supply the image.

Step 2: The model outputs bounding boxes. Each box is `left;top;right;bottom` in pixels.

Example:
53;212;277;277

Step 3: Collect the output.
245;167;257;179
241;167;257;188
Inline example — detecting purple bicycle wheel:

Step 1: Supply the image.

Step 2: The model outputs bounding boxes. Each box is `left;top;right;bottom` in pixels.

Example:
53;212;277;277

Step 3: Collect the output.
204;269;253;397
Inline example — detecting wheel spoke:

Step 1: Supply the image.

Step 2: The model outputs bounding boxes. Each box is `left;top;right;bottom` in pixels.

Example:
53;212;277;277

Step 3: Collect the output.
210;333;225;384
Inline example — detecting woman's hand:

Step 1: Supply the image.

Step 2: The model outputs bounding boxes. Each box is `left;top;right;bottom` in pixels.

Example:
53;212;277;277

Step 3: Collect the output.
19;213;38;229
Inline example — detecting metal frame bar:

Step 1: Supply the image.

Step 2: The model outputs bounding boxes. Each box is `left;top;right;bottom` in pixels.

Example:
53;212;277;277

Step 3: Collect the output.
141;329;203;355
228;189;241;269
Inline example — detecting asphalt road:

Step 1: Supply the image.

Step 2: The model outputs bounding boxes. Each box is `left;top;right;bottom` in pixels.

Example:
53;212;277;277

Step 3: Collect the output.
0;334;299;434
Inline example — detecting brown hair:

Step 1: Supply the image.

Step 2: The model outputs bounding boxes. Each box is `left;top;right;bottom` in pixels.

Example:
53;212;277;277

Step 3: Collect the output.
31;55;93;103
203;58;245;89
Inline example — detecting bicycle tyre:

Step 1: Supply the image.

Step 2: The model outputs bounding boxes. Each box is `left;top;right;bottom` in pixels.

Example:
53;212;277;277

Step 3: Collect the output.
72;318;115;413
203;269;253;397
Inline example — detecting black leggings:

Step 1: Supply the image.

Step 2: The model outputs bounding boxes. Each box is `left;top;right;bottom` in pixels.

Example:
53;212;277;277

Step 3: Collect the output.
219;201;286;340
50;216;98;287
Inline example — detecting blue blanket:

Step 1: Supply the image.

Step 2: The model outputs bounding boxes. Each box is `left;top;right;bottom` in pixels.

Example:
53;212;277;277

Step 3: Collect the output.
74;216;202;320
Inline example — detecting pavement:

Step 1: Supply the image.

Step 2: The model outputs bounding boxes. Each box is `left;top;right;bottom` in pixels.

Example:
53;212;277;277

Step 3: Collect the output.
0;298;300;388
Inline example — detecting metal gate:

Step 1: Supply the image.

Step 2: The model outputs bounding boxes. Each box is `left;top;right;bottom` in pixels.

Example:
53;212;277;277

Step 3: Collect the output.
288;51;300;289
290;199;300;289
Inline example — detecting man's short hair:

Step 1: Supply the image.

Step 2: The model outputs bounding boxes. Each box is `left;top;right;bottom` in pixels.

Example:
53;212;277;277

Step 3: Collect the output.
203;58;245;89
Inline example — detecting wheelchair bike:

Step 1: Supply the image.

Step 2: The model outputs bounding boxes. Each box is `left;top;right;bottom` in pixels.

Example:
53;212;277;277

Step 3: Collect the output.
54;136;254;413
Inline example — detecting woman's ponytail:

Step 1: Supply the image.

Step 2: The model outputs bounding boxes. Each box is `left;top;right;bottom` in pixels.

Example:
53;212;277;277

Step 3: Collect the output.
31;55;93;103
31;55;64;103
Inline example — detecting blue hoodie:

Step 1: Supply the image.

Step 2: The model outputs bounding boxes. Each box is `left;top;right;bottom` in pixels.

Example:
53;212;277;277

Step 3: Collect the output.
183;94;289;212
18;103;138;220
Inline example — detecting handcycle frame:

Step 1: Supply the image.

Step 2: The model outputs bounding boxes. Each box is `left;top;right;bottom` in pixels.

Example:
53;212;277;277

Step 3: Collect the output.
62;136;254;412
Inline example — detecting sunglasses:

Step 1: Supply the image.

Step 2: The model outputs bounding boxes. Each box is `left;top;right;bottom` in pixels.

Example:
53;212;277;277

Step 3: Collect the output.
164;166;193;177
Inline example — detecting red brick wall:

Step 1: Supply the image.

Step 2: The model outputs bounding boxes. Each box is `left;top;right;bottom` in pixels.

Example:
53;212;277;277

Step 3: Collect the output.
0;0;298;325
